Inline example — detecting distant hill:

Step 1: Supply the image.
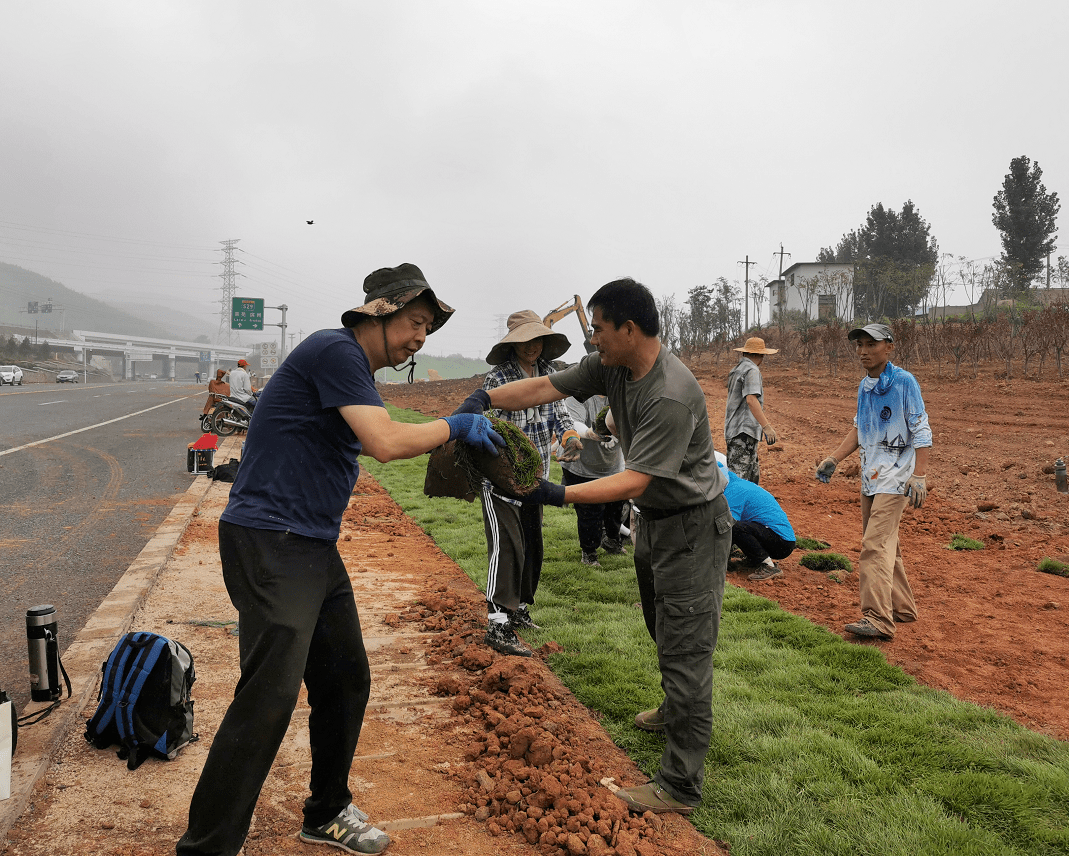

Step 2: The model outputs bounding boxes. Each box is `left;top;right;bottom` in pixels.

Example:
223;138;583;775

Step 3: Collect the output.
0;262;215;342
374;352;487;382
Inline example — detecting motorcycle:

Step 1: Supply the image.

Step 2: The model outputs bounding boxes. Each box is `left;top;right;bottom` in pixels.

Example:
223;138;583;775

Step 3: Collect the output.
210;393;258;436
200;391;228;433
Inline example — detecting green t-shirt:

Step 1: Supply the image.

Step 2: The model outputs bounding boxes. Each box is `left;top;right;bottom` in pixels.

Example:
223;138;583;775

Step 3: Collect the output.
550;345;726;511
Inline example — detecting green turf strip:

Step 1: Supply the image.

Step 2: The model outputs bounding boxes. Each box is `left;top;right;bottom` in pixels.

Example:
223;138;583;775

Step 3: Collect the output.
363;405;1069;856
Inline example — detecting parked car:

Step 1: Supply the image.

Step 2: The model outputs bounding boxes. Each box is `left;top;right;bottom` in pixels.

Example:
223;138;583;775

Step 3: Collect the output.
56;370;79;383
0;365;24;385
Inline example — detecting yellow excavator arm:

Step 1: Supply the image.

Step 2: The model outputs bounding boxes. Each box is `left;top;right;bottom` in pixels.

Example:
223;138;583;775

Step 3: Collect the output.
543;295;596;353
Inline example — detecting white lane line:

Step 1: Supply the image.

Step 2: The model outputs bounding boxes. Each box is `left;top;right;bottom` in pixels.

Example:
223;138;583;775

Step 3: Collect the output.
37;400;66;406
1;396;196;458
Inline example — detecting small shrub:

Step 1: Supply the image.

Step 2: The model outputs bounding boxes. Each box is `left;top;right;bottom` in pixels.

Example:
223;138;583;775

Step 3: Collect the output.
799;552;853;572
796;537;830;551
1037;557;1069;578
947;534;985;551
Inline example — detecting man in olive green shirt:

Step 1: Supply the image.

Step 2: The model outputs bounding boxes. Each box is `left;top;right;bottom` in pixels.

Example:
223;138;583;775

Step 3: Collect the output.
452;278;732;815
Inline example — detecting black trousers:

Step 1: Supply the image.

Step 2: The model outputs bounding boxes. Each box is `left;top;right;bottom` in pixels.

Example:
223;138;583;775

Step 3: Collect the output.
731;520;795;564
177;522;371;856
480;484;543;613
561;468;626;553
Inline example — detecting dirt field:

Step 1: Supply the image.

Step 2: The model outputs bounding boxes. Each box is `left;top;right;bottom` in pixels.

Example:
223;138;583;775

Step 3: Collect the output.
381;357;1069;741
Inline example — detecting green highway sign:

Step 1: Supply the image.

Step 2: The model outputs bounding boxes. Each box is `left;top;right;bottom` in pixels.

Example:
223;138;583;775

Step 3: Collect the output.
231;297;264;330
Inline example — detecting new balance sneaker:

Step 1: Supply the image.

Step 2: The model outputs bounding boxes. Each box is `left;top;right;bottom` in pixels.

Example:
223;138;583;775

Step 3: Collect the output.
580;551;601;567
484;621;532;657
509;605;541;630
299;803;389;854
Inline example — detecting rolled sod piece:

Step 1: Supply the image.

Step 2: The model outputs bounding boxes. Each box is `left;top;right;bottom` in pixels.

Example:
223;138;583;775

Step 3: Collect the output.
424;416;544;501
593;404;611;438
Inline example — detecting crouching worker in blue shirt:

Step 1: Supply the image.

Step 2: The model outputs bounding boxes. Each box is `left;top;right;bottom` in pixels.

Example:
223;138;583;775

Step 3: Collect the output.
716;455;796;581
177;264;503;856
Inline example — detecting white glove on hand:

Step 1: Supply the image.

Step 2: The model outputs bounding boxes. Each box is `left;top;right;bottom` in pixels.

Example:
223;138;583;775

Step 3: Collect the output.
904;474;927;508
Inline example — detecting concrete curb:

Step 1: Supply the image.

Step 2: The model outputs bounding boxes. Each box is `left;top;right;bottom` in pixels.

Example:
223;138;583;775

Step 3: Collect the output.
0;436;242;841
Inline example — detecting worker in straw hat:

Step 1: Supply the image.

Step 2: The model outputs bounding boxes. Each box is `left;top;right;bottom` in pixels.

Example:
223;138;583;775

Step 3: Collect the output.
178;263;504;856
476;310;583;657
724;335;779;485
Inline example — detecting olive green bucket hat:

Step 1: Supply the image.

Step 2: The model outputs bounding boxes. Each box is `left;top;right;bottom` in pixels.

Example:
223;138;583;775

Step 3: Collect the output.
341;263;455;332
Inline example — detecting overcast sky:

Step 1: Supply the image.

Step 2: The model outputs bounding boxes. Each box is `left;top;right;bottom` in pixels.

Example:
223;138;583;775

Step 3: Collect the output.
1;1;1065;364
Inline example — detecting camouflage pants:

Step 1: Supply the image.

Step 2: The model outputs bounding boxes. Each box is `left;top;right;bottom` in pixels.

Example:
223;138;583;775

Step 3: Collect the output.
726;433;760;484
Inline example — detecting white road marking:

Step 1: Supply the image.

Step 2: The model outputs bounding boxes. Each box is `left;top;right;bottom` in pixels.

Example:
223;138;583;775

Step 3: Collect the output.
1;396;195;457
37;400;66;406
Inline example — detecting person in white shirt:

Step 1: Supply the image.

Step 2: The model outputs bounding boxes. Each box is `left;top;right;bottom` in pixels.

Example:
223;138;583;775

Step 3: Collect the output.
228;359;255;406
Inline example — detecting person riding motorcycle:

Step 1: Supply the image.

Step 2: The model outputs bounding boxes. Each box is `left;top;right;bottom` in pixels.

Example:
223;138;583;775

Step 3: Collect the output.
202;369;230;421
229;359;256;413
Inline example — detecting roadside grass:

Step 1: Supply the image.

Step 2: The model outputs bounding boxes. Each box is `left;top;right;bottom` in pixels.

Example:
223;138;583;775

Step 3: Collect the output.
363;405;1069;856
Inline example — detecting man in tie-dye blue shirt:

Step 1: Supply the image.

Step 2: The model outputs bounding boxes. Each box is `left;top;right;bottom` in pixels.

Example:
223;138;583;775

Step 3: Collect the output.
815;323;932;642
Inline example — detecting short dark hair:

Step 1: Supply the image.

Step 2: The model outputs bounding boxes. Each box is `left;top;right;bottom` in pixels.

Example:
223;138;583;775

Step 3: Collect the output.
588;278;659;336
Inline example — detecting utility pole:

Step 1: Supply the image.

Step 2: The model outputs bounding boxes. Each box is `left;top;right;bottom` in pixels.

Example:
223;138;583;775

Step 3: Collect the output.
773;244;791;323
738;256;757;331
216;239;242;345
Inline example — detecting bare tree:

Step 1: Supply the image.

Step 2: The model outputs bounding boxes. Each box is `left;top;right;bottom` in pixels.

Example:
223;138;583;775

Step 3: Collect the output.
889;318;918;369
940;319;969;379
656;294;680;354
1044;302;1069;378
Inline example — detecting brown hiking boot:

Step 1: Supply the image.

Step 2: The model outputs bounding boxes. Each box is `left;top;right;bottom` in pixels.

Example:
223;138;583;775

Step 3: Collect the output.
615;782;697;816
633;706;665;733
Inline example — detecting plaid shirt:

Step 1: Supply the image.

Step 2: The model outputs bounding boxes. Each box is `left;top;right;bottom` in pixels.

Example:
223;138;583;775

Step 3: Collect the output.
482;358;575;504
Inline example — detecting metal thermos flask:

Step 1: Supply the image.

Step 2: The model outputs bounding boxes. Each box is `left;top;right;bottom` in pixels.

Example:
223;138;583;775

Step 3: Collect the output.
1056;458;1068;494
26;604;60;702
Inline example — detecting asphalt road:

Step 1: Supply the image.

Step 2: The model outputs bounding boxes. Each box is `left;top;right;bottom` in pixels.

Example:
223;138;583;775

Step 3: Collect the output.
0;380;212;712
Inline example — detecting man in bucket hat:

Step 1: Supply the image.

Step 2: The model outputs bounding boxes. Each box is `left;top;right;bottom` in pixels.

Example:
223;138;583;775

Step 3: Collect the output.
815;322;931;642
178;263;504;856
477;310;582;657
724;335;779;486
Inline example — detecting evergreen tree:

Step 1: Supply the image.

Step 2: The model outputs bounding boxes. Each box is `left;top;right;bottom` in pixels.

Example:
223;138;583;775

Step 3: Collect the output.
819;201;939;318
991;155;1060;295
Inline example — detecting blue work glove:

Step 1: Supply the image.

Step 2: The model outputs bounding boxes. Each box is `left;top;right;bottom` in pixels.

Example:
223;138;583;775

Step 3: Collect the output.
439;414;505;456
450;389;491;416
512;478;566;507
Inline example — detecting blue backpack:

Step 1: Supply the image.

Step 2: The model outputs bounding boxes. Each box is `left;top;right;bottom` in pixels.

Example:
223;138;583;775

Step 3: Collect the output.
85;632;197;770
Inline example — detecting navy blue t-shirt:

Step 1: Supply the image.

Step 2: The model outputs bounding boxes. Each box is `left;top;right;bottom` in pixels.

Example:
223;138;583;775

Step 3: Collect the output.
220;328;385;541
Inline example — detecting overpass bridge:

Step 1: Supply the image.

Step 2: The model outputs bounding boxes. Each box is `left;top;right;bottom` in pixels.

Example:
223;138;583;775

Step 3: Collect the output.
55;331;253;380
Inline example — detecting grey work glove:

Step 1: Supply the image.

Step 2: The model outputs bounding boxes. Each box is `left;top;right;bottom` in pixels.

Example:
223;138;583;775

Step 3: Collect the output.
816;456;838;483
763;425;777;445
904;474;927;508
557;434;583;463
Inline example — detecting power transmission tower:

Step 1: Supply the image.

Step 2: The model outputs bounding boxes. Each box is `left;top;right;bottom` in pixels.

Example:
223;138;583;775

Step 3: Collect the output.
216;239;243;345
